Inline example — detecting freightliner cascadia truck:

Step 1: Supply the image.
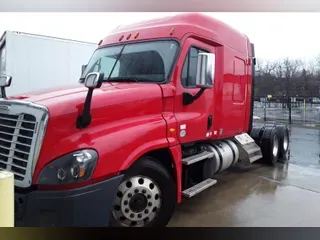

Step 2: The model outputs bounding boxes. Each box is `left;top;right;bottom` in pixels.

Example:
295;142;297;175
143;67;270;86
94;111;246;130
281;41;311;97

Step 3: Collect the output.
0;13;289;227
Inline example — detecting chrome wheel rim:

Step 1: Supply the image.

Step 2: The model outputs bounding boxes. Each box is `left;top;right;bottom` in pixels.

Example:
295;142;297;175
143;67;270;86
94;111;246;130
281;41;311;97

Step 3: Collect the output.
283;133;289;152
112;176;161;227
273;135;279;157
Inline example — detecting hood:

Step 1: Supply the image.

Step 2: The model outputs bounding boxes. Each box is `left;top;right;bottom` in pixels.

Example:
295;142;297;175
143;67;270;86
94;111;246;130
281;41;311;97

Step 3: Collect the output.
11;82;167;184
6;82;164;118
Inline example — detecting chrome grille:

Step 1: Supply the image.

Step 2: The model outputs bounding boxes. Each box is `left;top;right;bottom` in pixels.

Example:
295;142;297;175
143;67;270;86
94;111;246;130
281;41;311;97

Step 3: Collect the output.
0;100;49;188
0;113;36;181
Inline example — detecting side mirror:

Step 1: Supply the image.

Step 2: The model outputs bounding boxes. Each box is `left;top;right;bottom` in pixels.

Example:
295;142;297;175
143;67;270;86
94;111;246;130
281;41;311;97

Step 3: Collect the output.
77;72;104;129
0;75;12;88
81;65;87;75
196;53;215;89
84;72;104;89
0;75;12;98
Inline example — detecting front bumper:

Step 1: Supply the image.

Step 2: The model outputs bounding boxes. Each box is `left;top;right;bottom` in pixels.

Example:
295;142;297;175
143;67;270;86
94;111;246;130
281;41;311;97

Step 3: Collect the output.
14;174;123;227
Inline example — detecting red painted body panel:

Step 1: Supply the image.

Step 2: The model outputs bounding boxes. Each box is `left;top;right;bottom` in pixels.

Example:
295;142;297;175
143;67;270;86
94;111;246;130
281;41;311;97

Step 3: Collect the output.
7;13;253;203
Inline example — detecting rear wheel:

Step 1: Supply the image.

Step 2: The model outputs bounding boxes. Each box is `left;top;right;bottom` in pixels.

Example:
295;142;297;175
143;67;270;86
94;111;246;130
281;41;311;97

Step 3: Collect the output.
260;126;280;166
110;156;176;227
275;125;290;161
250;126;262;141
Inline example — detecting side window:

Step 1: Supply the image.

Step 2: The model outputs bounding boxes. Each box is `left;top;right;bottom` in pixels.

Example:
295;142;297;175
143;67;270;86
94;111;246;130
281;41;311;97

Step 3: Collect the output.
181;47;208;88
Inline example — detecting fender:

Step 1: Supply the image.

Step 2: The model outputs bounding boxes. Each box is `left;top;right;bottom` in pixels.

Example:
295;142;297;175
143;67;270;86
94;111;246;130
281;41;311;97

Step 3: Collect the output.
119;139;169;171
118;140;182;203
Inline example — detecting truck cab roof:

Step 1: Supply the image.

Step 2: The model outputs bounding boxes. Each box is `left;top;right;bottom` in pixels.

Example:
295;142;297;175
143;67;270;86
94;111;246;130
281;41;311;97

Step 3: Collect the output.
100;13;250;54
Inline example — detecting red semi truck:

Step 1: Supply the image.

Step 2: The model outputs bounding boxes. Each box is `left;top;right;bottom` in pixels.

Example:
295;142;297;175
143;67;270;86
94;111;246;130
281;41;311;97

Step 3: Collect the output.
0;13;289;227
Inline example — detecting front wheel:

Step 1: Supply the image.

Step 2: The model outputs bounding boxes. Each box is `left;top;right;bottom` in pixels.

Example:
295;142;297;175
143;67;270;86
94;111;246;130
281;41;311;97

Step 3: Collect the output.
110;156;176;227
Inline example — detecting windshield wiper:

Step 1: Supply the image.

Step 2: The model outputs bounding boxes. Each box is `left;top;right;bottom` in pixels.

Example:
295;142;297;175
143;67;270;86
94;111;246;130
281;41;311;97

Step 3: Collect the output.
105;77;155;83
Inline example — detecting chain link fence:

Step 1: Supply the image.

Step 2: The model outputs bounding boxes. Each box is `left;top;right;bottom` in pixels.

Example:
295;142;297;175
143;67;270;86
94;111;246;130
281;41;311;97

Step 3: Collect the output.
253;96;320;127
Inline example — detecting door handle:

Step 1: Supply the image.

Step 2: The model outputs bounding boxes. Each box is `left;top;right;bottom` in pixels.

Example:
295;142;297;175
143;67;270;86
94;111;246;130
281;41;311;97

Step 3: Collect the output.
207;115;212;130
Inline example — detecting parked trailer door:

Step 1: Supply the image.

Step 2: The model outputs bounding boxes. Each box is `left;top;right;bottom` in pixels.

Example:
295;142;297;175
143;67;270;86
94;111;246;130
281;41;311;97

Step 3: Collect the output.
5;31;97;97
0;41;5;77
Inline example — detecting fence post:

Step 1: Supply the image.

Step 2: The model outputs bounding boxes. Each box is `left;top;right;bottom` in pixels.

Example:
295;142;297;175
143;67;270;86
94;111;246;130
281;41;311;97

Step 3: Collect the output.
0;170;14;227
264;99;267;121
303;98;306;124
288;97;292;125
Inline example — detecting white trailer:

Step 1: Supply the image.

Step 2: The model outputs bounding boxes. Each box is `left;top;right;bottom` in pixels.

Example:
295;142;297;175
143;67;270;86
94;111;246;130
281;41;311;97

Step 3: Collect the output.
0;31;97;97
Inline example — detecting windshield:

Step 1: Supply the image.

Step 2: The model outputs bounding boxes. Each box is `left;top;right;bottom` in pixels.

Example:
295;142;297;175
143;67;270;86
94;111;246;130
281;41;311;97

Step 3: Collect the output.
81;40;179;83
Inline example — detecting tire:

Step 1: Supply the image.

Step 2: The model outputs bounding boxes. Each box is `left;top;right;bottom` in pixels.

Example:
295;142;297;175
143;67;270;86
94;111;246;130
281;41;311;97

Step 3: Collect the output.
250;125;266;147
250;126;262;140
260;126;280;166
110;156;176;227
275;125;290;161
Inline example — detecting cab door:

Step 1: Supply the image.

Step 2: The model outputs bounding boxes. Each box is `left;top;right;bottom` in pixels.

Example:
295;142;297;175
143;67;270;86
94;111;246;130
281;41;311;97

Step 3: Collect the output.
173;37;216;144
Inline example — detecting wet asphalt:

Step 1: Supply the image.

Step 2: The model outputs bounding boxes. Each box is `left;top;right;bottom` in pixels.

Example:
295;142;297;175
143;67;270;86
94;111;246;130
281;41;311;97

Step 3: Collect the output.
168;125;320;227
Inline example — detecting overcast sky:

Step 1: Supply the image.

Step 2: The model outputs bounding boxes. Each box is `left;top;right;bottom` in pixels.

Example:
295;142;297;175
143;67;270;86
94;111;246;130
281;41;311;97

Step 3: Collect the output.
1;12;320;62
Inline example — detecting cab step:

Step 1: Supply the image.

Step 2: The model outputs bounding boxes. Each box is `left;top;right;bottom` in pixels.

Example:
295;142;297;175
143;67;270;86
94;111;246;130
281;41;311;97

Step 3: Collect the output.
182;178;217;198
182;151;214;165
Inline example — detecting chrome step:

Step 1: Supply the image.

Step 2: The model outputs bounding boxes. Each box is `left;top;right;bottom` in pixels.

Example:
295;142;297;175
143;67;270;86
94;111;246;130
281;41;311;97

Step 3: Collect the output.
182;178;217;198
249;154;263;163
182;151;214;165
246;146;261;155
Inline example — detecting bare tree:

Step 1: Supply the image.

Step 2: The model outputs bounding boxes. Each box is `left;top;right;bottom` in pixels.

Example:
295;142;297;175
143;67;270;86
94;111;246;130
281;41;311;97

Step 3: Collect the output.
273;60;284;79
281;58;303;97
306;59;317;76
254;55;319;98
314;54;320;77
283;58;302;79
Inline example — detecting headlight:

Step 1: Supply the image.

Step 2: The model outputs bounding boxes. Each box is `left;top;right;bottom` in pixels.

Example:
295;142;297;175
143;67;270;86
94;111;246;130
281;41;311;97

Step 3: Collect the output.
37;149;98;185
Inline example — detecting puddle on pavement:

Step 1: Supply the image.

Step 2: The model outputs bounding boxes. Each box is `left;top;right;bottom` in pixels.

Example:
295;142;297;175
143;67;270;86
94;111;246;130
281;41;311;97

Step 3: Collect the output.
287;127;320;167
170;163;320;227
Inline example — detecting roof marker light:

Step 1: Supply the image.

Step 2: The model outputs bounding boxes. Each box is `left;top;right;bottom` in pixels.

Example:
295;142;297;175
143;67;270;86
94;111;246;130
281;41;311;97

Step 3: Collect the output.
170;28;175;36
119;35;124;41
126;33;131;40
134;32;139;39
